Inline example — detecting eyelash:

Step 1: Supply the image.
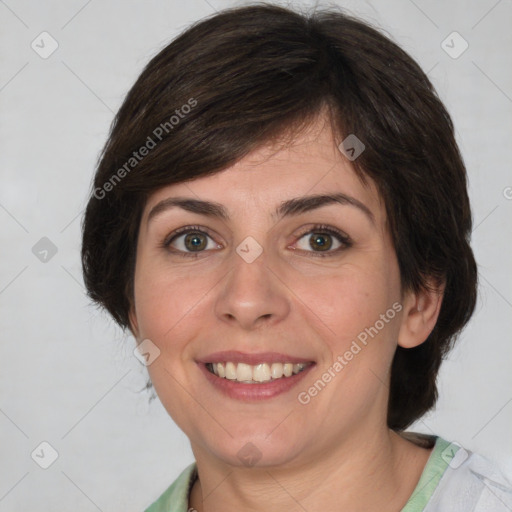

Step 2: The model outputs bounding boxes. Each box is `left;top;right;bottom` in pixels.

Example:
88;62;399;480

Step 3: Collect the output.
161;224;352;258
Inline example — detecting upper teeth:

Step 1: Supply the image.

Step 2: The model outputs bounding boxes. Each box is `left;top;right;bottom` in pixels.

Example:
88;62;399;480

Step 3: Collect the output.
208;362;309;383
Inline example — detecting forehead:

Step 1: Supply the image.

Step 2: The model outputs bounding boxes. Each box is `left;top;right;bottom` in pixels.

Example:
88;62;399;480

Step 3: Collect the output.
142;114;385;225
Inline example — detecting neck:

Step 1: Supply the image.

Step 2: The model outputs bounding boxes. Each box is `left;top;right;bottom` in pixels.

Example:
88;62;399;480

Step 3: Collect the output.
189;427;432;512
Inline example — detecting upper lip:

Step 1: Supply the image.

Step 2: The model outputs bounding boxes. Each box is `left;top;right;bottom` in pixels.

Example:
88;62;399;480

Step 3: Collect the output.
196;351;315;365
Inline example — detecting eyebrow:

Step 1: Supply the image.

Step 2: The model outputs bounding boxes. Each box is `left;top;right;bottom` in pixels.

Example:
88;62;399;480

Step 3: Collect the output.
147;193;375;226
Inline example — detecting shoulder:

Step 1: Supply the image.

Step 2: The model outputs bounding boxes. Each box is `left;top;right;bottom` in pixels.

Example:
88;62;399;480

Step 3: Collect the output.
425;440;512;511
144;463;197;512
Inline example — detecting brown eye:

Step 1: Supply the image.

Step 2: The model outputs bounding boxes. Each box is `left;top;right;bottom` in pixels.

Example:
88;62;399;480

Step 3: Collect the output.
164;226;221;257
169;231;212;252
293;225;352;257
308;233;333;251
182;232;208;251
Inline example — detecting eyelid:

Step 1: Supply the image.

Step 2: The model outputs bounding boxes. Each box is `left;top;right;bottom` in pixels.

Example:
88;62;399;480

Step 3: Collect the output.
294;224;351;244
162;224;217;247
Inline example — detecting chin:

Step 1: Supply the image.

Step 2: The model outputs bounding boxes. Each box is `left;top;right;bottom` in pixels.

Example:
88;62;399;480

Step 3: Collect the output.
200;425;308;469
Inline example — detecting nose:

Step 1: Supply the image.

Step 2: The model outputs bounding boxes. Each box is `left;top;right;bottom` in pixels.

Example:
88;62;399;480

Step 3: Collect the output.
214;248;291;331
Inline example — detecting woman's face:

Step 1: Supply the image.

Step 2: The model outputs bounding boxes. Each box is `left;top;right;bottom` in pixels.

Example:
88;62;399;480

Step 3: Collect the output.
130;115;409;468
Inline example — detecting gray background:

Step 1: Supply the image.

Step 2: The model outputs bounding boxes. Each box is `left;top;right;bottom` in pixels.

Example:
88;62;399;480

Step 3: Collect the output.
1;0;511;510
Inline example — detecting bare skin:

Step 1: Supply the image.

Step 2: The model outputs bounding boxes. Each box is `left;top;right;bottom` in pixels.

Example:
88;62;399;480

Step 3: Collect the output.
189;430;432;511
129;113;443;512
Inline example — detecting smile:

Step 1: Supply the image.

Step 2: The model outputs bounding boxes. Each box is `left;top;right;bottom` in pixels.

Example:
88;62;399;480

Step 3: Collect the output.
206;361;312;383
197;351;316;400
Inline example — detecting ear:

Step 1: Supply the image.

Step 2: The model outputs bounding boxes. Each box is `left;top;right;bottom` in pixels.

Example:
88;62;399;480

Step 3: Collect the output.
397;280;445;349
128;304;140;340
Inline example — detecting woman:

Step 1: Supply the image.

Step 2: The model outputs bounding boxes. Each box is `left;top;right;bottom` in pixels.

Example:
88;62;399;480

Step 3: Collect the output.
81;4;512;511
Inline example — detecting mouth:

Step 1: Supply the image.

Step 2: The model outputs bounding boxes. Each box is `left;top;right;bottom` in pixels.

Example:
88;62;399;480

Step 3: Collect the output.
205;361;312;383
197;351;315;401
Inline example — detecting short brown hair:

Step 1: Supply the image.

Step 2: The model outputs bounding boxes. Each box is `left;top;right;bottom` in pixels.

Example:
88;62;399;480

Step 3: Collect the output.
81;3;477;430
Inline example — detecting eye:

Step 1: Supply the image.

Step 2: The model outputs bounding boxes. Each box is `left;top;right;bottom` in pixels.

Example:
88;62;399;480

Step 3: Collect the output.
293;224;352;257
162;224;352;259
163;226;221;257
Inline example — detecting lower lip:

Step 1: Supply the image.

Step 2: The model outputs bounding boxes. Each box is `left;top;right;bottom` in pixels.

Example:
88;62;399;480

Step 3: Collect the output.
198;363;315;401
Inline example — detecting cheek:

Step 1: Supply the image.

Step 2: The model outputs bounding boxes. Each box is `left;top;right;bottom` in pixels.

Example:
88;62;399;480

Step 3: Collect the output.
132;255;212;347
292;262;402;398
297;262;399;338
132;264;214;428
305;274;401;387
